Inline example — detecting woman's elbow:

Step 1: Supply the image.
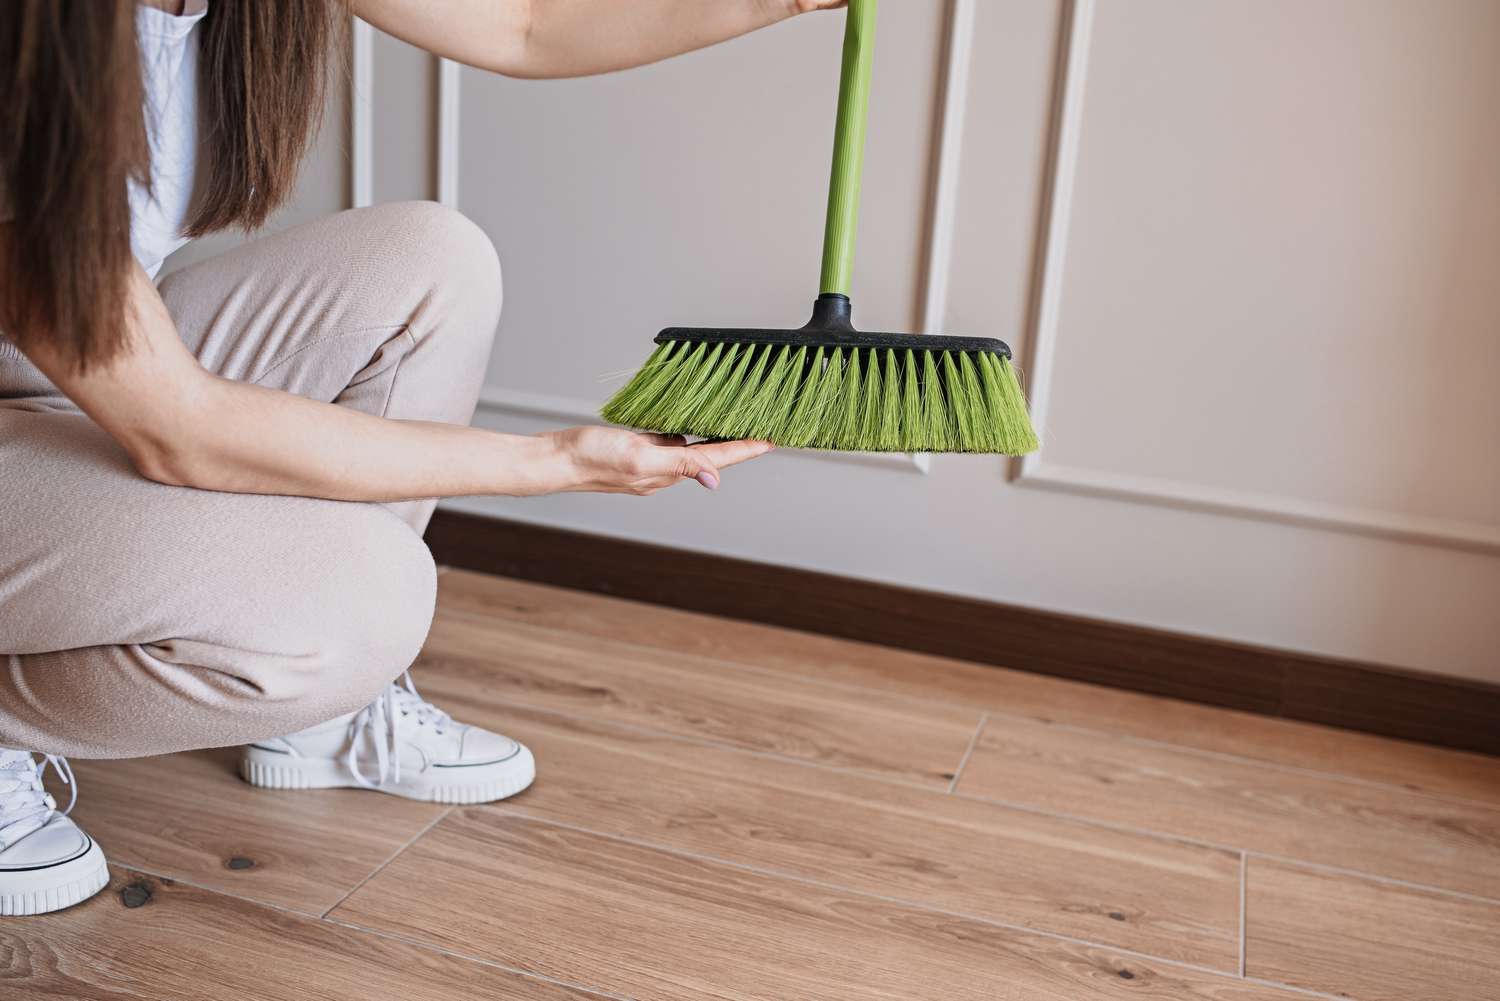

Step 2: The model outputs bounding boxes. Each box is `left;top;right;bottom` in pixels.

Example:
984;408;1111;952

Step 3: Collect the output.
129;445;194;488
126;435;216;490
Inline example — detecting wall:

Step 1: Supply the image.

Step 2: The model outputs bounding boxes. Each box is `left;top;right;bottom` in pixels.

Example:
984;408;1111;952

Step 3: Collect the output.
173;2;1500;683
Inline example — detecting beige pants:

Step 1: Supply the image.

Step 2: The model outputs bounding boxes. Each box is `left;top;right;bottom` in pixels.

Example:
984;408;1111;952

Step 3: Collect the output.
0;202;502;758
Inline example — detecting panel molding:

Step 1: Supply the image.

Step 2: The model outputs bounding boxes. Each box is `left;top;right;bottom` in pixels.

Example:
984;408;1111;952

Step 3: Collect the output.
1010;0;1499;554
1022;462;1500;552
350;17;375;209
918;0;975;340
437;57;462;208
349;27;457;210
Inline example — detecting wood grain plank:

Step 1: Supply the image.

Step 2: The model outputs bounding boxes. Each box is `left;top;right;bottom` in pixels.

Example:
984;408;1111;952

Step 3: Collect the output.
61;748;445;914
415;611;980;788
334;811;1302;1001
412;696;1241;970
1245;857;1500;1001
955;715;1500;900
436;570;1500;805
2;867;593;1000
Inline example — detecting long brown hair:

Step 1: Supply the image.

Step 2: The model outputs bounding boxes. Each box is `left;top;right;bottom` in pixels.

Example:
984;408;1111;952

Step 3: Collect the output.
0;1;343;370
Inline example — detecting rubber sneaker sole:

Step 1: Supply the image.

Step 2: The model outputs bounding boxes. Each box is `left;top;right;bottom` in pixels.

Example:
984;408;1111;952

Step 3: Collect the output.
239;744;535;805
0;838;109;916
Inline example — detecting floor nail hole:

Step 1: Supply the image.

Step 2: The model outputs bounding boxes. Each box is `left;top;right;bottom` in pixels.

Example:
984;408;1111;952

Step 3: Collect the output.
120;883;153;909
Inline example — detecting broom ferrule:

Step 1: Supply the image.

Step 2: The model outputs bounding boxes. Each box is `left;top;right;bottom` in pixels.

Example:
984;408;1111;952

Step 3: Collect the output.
818;0;877;297
803;292;855;332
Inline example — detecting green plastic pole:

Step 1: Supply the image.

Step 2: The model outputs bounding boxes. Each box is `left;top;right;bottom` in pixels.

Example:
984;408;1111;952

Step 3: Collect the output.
818;0;877;297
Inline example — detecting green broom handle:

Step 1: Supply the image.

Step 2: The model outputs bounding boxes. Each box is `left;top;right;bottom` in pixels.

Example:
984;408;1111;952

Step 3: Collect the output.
818;0;877;297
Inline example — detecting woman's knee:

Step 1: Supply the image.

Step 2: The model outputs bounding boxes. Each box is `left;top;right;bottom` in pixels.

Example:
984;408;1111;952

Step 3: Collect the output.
362;200;503;333
322;506;436;685
246;503;437;716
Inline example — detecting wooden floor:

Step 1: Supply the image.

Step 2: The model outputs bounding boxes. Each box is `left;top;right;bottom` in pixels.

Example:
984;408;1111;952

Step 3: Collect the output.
11;569;1500;1000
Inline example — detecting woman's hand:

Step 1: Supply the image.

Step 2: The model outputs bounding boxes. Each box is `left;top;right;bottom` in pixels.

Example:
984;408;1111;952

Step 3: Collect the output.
540;427;773;495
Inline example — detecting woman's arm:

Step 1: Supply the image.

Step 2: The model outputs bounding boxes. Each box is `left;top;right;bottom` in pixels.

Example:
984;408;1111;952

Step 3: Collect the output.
10;253;769;501
351;0;842;80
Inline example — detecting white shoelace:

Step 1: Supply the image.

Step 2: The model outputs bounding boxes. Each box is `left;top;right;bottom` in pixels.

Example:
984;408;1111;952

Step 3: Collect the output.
344;672;456;789
0;749;76;850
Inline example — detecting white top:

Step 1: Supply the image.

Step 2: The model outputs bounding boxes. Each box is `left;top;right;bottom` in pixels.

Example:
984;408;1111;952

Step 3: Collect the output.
0;2;206;360
0;2;207;274
130;0;208;278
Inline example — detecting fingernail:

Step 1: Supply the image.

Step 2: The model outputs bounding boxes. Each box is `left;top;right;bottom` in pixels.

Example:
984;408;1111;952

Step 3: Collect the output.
695;471;719;490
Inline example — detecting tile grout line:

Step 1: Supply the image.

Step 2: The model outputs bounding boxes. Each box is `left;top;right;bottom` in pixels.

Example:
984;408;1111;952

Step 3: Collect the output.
118;861;327;920
1243;977;1352;1001
432;604;1500;812
1243;851;1500;908
947;712;987;793
949;788;1500;907
320;805;454;919
1021;713;1500;812
489;808;1245;981
442;693;959;793
121;851;1344;1001
496;689;1231;848
473;695;1229;848
485;809;1441;1001
443;693;1500;909
320;914;634;1001
1238;852;1248;978
116;860;628;1001
460;694;1240;852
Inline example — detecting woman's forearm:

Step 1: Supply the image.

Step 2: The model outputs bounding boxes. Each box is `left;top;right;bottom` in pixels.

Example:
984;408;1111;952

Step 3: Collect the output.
20;261;766;504
145;376;772;501
145;375;574;501
17;261;571;502
354;0;830;80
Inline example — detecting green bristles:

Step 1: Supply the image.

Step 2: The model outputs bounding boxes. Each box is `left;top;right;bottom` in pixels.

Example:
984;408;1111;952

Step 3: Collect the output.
739;345;801;439
694;343;752;429
600;339;1039;454
876;348;901;450
979;352;1040;455
781;346;830;447
919;349;951;452
602;340;681;428
899;349;921;451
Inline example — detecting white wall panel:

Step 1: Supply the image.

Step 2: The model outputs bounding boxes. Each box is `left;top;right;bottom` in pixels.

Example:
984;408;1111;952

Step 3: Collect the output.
1020;0;1500;552
171;4;1500;683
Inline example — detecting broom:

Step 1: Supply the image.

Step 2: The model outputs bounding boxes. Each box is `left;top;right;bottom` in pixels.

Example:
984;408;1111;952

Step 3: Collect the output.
601;0;1039;454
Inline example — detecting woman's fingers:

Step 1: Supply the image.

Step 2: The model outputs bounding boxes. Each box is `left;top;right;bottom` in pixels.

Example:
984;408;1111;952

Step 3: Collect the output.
690;438;775;470
676;448;720;490
627;436;774;492
677;438;775;490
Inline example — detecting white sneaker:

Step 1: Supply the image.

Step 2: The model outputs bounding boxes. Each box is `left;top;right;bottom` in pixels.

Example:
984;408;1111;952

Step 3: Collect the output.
0;749;109;916
239;673;535;804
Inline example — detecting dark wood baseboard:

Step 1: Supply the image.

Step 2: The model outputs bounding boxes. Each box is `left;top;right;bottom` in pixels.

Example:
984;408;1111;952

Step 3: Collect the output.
426;510;1500;759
